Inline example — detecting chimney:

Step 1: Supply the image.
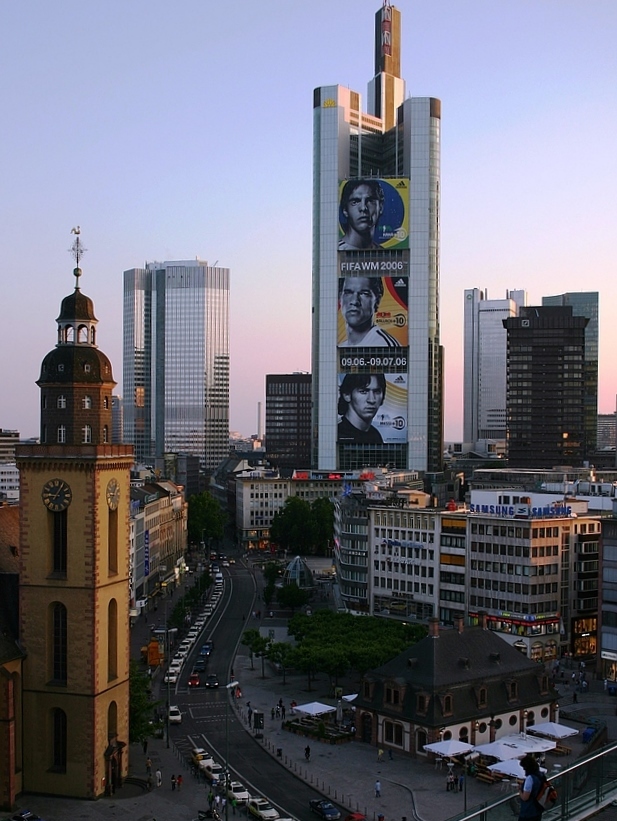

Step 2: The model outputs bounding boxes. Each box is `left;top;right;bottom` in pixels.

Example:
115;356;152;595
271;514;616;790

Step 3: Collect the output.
428;617;440;638
454;614;464;634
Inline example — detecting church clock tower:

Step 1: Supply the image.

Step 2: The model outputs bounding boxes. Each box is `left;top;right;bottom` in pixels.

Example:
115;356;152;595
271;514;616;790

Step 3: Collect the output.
16;232;134;799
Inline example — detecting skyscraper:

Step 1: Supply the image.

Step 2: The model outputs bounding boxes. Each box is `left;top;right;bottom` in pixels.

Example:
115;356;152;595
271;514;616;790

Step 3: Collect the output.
312;2;443;473
265;373;312;471
463;288;527;451
123;259;229;472
503;305;588;468
542;291;599;455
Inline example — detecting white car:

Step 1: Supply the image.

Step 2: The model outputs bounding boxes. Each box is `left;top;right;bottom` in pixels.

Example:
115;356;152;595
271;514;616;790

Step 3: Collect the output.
168;705;182;724
187;629;200;639
191;747;215;771
169;659;183;672
227;781;251;805
248;798;280;821
164;670;178;684
176;645;191;658
204;761;226;784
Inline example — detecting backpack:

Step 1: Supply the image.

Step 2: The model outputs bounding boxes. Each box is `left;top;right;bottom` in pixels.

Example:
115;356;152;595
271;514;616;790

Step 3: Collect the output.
535;775;558;811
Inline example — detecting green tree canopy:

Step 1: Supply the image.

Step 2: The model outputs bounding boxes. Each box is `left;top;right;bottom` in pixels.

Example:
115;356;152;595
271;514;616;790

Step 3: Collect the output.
287;610;426;677
270;497;315;554
277;581;310;613
311;497;334;554
266;641;296;684
129;661;158;743
188;491;226;545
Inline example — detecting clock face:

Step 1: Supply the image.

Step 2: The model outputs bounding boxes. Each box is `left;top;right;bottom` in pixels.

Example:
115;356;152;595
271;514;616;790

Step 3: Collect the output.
42;478;72;512
106;478;120;510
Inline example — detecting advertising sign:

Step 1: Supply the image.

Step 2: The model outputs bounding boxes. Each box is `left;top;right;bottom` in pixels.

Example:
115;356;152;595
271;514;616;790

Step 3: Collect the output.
338;178;409;251
338;276;407;347
144;530;150;577
337;372;407;444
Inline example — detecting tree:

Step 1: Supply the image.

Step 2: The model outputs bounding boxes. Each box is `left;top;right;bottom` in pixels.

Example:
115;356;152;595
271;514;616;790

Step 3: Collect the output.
270;497;315;554
129;661;157;744
188;491;226;545
241;629;263;671
277;582;310;613
267;641;296;685
311;497;334;555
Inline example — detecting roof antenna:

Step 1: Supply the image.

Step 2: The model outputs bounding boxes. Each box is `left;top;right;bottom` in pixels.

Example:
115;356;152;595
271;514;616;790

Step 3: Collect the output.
69;226;86;289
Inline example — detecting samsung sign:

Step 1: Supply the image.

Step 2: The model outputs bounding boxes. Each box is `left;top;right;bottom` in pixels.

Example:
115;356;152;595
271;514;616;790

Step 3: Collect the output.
469;504;572;519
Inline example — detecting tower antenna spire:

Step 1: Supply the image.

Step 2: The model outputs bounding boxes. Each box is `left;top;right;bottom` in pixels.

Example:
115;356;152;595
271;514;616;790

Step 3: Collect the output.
69;226;86;289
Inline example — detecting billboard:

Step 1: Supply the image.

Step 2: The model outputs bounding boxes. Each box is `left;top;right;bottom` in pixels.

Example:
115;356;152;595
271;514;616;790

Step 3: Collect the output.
337;372;407;444
338;276;408;347
338;178;409;251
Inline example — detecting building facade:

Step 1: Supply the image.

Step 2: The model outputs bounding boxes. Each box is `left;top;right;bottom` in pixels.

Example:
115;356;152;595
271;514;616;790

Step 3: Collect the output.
542;292;599;456
312;2;443;473
123;260;230;472
265;373;312;471
504;305;589;468
463;288;526;452
16;258;133;799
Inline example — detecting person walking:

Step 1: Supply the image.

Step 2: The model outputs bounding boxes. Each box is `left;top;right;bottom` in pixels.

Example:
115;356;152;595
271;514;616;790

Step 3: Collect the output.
155;768;162;788
146;757;152;776
231;797;238;815
177;774;183;791
281;705;286;719
518;754;543;821
171;774;176;791
377;748;384;762
222;797;227;814
208;789;215;808
375;779;381;798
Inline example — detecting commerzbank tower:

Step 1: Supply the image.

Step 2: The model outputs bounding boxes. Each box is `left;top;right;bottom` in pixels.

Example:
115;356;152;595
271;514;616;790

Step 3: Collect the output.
312;2;443;474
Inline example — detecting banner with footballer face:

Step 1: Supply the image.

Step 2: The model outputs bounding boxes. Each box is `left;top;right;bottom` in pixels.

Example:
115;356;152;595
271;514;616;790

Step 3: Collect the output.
338;178;409;251
337;372;407;444
338;276;408;347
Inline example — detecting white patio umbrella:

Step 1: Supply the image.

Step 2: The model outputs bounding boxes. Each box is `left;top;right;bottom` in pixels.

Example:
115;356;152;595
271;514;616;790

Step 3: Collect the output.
294;701;336;716
488;760;548;780
498;734;557;754
527;722;578;740
342;694;358;702
472;740;524;761
423;739;474;757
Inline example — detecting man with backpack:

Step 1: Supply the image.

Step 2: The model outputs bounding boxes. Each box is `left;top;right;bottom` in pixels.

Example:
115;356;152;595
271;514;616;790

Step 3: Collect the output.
518;754;557;820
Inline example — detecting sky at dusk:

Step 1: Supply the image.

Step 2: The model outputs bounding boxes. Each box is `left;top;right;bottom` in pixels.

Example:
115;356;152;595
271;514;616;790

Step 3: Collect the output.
2;1;616;442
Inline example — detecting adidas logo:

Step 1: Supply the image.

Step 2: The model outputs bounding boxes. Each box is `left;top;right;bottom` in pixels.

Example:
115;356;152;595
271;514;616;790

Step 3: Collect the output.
394;375;406;384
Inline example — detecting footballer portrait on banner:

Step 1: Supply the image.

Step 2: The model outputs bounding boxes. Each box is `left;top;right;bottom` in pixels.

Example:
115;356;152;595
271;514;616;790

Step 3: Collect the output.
338;276;408;347
337;372;407;445
338;177;409;251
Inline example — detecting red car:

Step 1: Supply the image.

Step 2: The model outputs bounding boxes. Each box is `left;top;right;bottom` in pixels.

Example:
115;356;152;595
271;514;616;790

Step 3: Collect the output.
188;672;200;687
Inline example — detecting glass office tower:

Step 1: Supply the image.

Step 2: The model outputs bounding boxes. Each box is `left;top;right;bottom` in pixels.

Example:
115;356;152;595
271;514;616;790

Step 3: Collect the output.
123;260;230;472
312;2;443;473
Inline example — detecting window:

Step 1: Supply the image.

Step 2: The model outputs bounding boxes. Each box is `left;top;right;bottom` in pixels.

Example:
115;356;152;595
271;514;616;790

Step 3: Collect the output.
57;426;66;444
108;508;118;574
52;708;67;771
108;599;118;680
82;395;92;409
82;424;92;443
52;510;67;575
51;603;67;684
103;425;108;443
57;395;66;409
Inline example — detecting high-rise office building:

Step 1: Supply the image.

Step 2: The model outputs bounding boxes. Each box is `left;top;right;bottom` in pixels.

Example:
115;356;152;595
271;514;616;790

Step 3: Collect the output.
123;259;229;472
503;305;589;468
265;373;312;471
463;288;527;451
312;2;443;473
542;292;599;455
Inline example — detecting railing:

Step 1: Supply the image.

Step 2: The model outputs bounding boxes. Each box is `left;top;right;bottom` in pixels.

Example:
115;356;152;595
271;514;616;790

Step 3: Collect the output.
447;741;617;821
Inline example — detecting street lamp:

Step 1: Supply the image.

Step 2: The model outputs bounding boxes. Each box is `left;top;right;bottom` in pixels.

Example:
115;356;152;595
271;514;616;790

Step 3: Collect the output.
225;680;239;821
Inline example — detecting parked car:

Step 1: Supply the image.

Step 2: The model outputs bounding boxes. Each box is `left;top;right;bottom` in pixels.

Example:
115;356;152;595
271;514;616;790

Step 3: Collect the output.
188;672;201;687
205;674;219;688
163;670;178;684
191;747;215;771
248;798;280;821
309;801;341;821
227;780;251;805
204;761;226;784
168;706;182;724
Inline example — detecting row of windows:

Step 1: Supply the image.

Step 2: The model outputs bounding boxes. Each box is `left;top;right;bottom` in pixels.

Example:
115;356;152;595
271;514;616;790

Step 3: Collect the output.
51;424;108;444
374;578;434;595
471;594;559;615
375;561;434;577
471;561;559;576
46;395;110;410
